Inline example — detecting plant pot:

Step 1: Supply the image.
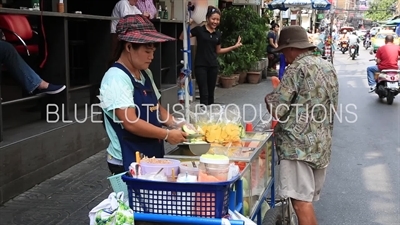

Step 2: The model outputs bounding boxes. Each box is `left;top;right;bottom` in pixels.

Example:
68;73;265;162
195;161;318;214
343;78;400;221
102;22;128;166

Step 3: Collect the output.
247;71;261;84
220;76;235;88
238;71;247;84
216;75;221;85
233;74;239;86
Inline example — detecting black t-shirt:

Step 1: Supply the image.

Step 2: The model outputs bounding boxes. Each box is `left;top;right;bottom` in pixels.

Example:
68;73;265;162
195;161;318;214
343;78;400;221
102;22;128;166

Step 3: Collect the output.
191;25;221;67
267;31;276;53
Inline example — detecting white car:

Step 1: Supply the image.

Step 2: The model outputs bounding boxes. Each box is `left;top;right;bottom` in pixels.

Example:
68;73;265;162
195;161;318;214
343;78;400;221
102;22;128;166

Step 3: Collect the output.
370;27;381;36
356;30;367;37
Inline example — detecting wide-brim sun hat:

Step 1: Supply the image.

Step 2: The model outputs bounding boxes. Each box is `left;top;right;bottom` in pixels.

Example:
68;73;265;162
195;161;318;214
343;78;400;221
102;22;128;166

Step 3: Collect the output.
273;25;315;52
116;15;175;43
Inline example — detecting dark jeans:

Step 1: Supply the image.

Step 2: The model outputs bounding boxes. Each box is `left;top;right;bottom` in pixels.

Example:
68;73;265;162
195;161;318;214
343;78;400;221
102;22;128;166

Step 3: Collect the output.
194;66;218;105
0;40;42;93
108;162;125;175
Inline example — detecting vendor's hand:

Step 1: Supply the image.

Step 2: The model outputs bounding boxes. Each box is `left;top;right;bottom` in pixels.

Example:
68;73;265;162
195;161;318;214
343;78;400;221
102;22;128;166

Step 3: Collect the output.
376;58;381;64
167;129;187;145
235;36;242;48
143;12;150;18
188;18;193;25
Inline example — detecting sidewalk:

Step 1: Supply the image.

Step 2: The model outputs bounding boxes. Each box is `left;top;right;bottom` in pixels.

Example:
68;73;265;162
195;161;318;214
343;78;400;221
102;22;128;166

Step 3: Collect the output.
0;80;273;225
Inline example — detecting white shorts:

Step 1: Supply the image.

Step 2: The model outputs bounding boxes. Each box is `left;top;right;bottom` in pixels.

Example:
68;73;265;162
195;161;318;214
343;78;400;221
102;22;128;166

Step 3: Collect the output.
277;160;327;202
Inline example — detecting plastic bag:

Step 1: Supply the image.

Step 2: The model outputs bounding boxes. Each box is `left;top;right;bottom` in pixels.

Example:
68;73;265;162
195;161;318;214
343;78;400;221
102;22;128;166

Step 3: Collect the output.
228;210;257;225
189;104;241;124
188;105;244;145
89;192;134;225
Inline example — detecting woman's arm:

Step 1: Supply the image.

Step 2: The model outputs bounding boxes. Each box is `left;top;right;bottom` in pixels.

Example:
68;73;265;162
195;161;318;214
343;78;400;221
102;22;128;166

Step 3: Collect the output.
115;108;167;139
269;37;278;48
158;104;177;127
115;108;187;144
216;45;238;54
216;36;242;54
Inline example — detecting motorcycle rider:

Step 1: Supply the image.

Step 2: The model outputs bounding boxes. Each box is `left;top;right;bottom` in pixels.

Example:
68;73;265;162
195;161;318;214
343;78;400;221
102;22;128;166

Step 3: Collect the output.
339;29;348;41
364;30;371;46
339;30;348;51
348;31;360;56
366;35;400;92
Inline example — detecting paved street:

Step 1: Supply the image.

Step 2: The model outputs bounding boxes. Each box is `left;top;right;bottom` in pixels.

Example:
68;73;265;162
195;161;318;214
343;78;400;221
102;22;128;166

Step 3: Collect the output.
314;48;400;225
0;48;399;225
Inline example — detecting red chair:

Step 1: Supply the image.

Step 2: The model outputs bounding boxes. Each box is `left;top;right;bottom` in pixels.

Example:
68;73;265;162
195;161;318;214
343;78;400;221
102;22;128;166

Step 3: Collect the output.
0;14;39;56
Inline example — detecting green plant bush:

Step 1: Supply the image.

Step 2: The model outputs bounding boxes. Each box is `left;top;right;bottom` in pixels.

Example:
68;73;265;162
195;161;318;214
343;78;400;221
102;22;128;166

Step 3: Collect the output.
218;6;269;74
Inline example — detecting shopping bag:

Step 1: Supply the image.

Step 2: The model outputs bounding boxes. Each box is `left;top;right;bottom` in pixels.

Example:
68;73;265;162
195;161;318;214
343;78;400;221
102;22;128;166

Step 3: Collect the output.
89;192;134;225
228;210;257;225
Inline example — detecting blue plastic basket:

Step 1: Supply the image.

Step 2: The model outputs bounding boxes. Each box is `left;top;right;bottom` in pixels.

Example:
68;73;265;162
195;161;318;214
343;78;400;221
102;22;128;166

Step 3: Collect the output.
122;175;239;218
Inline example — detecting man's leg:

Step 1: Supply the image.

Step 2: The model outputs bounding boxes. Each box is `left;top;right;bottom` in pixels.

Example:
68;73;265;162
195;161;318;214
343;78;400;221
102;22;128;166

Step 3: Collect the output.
278;160;326;225
356;44;359;55
0;40;65;94
367;65;379;92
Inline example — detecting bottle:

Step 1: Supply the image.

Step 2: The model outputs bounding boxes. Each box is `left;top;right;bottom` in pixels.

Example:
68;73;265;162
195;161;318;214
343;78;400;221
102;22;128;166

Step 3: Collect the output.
31;0;40;10
178;88;184;104
163;6;168;20
158;5;163;19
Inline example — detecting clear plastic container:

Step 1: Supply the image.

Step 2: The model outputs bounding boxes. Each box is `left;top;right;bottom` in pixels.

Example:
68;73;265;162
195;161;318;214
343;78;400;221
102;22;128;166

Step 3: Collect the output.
179;161;200;176
198;155;230;182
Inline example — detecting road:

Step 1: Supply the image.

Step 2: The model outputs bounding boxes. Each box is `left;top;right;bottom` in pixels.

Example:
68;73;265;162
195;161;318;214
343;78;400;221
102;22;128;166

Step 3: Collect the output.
314;47;400;225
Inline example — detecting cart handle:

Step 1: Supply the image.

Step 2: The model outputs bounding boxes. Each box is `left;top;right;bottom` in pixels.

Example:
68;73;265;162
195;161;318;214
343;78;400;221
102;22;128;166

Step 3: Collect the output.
134;213;245;225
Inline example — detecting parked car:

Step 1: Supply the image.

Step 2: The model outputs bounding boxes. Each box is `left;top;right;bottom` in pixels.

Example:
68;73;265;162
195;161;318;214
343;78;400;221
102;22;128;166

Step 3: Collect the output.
371;30;400;53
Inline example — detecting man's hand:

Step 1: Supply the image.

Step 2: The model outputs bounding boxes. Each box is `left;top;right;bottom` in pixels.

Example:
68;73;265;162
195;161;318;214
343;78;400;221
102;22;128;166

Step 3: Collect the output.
376;58;381;64
143;12;150;18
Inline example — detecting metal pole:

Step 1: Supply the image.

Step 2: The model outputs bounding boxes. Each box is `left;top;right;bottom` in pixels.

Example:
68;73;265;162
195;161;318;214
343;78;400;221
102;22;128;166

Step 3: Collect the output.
330;6;335;64
182;0;190;123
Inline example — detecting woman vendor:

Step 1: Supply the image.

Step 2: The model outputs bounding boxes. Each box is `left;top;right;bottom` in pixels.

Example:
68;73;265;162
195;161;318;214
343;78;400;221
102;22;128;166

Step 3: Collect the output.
100;15;187;174
180;6;242;105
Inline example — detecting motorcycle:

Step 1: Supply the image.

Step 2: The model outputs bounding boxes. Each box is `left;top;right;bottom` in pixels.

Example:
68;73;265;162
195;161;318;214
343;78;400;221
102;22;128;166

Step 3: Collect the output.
340;41;348;54
349;44;357;60
364;36;371;50
369;59;400;105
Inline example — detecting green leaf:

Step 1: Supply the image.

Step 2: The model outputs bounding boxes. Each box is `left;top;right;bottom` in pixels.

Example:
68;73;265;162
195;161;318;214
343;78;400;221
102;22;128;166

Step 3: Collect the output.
365;0;397;21
219;6;269;73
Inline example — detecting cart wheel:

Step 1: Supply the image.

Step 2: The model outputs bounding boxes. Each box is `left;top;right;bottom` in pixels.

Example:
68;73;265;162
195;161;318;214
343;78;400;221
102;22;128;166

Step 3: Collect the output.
262;206;284;225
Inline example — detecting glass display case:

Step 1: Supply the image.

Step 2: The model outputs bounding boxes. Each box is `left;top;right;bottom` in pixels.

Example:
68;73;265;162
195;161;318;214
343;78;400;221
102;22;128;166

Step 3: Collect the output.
164;131;274;218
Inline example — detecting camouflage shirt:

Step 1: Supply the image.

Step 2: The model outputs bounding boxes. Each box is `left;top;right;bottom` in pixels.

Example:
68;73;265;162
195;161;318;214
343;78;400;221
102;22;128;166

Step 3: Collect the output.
266;51;339;169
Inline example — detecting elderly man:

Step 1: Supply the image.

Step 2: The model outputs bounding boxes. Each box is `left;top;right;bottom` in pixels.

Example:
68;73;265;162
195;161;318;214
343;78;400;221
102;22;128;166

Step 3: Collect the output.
265;26;339;225
111;0;142;55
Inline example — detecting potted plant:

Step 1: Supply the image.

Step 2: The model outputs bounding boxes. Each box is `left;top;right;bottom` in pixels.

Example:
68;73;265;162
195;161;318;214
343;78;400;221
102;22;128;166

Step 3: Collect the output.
219;63;237;88
219;6;269;84
247;71;262;84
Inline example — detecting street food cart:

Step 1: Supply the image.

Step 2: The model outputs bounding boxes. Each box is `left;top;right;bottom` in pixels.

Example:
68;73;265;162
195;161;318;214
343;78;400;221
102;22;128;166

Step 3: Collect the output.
106;103;280;225
119;130;276;225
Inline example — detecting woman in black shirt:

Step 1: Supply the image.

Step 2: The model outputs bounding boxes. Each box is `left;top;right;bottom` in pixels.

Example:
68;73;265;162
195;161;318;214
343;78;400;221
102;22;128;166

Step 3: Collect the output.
180;6;242;105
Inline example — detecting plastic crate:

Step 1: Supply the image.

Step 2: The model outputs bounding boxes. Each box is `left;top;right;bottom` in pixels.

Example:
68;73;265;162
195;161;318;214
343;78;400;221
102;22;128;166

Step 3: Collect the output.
122;175;239;218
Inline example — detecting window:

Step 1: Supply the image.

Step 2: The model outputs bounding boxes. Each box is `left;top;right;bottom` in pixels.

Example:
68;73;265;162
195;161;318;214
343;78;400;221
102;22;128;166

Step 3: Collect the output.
376;33;398;39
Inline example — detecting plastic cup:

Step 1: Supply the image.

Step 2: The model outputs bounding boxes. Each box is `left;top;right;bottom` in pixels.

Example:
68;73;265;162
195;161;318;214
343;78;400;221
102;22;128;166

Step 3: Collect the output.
271;119;278;129
245;123;253;132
